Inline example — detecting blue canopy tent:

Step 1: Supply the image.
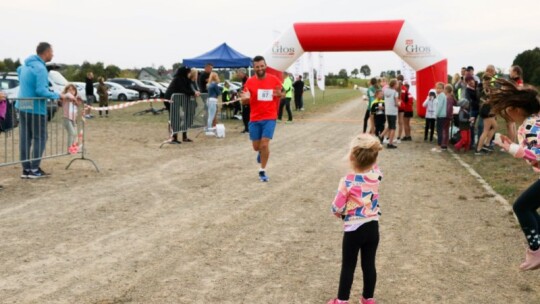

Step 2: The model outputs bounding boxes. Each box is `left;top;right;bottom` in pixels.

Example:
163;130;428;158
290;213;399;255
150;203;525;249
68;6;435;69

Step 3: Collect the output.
183;43;252;68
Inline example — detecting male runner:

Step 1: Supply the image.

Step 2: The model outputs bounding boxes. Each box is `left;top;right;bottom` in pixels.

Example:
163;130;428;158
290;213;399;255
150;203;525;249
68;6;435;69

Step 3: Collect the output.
241;55;283;182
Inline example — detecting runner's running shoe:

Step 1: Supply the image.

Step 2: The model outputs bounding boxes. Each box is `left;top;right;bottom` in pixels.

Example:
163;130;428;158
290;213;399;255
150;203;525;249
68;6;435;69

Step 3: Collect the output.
259;170;269;182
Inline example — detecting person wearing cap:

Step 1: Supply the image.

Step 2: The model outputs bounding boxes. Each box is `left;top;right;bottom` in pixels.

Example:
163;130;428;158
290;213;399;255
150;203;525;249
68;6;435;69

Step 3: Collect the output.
466;66;481;84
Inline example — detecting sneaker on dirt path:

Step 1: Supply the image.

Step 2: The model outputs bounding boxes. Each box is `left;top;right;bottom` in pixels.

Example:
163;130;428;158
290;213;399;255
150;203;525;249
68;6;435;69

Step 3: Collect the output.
258;171;269;182
326;299;349;304
27;169;48;179
482;145;493;152
38;167;51;177
361;297;376;304
475;150;487;156
21;169;30;179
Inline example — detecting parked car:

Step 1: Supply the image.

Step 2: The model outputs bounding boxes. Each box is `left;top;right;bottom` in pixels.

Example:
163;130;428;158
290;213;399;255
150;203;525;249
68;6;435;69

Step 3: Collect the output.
1;67;69;99
2;66;68;120
0;72;20;99
72;82;99;102
231;81;243;88
108;78;158;100
140;80;167;98
218;80;241;92
100;82;139;101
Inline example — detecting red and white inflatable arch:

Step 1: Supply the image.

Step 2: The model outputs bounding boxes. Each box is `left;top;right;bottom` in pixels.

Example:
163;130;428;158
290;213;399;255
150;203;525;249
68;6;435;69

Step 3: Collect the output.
262;20;447;117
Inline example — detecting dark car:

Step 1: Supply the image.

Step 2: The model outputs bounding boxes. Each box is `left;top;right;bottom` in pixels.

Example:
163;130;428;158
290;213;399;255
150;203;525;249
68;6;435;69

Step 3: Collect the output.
108;78;159;100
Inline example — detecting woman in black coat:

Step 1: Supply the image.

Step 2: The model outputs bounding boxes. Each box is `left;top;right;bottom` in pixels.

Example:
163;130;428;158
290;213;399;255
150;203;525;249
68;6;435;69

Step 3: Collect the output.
165;66;199;143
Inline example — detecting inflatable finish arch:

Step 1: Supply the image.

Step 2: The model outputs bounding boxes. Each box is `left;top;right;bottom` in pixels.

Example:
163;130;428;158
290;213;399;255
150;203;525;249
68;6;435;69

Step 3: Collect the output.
262;21;447;117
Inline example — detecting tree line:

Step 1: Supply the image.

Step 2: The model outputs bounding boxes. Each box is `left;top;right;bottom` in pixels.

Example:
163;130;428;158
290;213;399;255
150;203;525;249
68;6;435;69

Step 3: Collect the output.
0;59;177;82
1;47;539;86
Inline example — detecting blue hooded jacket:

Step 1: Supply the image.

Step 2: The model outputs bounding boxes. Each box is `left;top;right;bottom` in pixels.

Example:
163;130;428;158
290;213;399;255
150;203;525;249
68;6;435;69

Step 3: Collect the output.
16;55;60;115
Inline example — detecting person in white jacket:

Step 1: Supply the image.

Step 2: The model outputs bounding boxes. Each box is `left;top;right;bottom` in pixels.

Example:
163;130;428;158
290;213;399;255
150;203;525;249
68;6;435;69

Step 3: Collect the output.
422;89;437;141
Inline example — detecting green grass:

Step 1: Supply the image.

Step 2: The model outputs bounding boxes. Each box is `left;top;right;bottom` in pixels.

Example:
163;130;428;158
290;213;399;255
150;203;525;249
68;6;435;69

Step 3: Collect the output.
411;115;537;203
300;87;362;113
455;122;537;203
348;78;370;88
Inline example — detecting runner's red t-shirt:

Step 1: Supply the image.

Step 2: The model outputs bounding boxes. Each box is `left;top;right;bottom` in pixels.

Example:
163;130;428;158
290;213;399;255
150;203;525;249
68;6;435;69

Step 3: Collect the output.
244;74;282;122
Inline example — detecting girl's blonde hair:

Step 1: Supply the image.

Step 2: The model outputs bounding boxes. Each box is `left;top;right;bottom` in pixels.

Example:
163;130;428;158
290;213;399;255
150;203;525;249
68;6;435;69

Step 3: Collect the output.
349;134;383;170
63;83;78;96
207;72;220;84
452;73;460;84
189;68;198;81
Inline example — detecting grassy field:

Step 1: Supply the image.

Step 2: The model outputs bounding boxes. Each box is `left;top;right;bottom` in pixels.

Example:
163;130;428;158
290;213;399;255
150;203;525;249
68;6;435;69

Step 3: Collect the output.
298;87;362;113
411;114;536;204
101;87;363;122
452;122;537;204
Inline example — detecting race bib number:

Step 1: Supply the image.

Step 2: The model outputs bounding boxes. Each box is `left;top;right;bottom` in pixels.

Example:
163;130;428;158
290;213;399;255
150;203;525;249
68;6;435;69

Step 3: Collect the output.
257;89;273;101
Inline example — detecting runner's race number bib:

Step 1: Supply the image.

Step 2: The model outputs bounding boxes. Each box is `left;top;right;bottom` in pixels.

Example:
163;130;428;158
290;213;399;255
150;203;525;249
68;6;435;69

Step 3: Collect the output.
257;89;273;102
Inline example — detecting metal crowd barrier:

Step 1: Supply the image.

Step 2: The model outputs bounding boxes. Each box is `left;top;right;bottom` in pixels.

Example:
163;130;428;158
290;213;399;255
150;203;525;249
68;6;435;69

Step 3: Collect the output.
0;97;98;172
161;93;208;147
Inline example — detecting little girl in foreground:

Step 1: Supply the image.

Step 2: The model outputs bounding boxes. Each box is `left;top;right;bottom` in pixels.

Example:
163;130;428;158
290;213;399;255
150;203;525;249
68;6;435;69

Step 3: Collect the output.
328;134;383;304
490;79;540;271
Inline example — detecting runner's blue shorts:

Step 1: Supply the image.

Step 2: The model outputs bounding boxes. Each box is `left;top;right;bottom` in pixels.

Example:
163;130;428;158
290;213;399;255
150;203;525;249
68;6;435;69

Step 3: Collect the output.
249;119;276;141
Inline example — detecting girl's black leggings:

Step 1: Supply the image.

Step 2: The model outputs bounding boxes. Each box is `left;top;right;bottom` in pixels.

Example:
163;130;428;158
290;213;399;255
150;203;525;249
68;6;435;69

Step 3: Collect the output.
424;118;435;141
363;108;371;133
337;221;379;301
513;179;540;250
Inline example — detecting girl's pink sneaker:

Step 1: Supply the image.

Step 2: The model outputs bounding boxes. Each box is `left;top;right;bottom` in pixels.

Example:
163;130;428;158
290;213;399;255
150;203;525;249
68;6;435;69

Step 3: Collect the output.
327;299;349;304
520;247;540;271
361;297;376;304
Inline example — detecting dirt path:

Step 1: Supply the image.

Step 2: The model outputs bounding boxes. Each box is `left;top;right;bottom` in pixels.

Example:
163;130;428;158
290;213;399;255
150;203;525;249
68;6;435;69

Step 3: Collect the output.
0;99;539;304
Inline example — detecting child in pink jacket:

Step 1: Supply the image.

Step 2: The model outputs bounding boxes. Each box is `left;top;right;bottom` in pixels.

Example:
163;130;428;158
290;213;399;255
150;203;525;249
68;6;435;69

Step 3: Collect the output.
327;134;383;304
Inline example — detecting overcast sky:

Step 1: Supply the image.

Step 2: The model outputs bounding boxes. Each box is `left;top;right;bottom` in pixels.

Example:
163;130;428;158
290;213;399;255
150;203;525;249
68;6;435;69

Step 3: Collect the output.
1;0;539;76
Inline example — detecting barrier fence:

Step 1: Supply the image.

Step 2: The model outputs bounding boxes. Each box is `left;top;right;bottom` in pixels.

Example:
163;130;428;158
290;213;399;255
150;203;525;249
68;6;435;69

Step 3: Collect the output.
0;93;242;172
160;93;240;148
0;97;99;172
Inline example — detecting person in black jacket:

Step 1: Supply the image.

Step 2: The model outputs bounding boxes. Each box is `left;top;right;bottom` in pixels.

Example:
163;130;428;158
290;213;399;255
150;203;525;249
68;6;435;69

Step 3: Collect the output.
165;66;200;143
292;75;305;111
84;72;94;118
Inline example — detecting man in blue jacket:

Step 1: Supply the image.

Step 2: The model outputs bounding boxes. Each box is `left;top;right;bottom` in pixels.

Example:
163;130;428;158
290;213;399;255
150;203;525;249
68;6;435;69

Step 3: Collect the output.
16;42;68;179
